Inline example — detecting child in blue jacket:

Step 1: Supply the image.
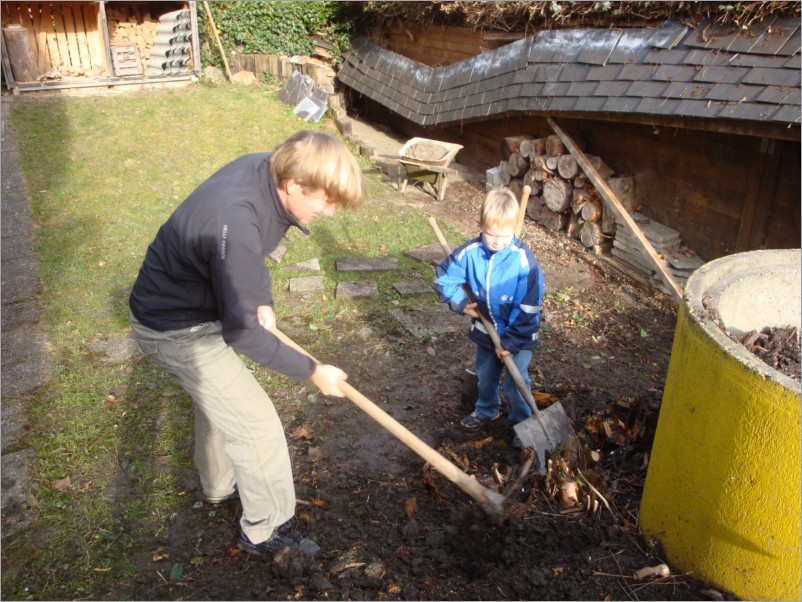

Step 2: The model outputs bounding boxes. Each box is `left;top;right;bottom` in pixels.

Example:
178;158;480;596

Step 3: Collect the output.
434;188;544;433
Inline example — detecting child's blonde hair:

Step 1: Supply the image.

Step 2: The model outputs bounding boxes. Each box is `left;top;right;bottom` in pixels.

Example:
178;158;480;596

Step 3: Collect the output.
480;188;519;229
270;130;366;209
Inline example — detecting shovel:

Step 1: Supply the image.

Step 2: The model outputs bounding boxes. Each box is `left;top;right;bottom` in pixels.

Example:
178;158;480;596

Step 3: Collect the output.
428;216;577;473
270;326;514;522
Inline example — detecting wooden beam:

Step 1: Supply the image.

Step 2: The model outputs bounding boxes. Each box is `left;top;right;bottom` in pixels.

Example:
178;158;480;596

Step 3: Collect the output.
546;117;684;302
0;29;17;92
483;32;526;41
189;1;201;76
500;110;800;143
748;140;782;250
98;1;113;77
735;140;768;252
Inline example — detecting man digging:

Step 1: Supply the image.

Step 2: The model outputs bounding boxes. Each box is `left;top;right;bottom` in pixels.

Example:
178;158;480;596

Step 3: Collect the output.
129;131;366;557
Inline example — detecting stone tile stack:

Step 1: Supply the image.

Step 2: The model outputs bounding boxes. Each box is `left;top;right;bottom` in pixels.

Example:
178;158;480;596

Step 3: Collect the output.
611;212;703;293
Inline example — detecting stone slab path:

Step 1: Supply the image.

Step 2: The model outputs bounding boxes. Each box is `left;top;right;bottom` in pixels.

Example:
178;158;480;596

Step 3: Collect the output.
404;243;447;266
388;305;466;338
392;279;434;297
336;257;399;272
336;280;379;299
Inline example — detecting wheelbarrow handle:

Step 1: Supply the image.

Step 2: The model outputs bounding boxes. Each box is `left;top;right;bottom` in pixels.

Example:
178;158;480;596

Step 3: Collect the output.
270;326;508;520
427;216;539;415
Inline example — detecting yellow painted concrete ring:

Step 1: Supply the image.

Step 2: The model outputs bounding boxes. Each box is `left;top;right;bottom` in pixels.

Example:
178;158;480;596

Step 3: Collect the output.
640;249;801;601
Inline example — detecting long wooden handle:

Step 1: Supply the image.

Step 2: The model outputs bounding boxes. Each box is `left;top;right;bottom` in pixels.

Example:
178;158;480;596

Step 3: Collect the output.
515;184;532;238
202;1;232;81
271;327;505;515
427;216;539;414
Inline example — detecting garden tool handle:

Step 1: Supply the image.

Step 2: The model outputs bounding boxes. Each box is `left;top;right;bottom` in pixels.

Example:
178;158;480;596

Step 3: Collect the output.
514;185;532;238
427;216;539;414
270;326;508;519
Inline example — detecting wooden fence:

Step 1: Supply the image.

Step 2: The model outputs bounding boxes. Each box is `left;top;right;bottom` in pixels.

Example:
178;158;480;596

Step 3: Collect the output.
1;2;106;77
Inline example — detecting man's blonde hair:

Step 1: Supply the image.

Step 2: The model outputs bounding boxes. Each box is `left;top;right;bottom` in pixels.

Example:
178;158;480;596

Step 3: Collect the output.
270;130;366;209
480;188;519;229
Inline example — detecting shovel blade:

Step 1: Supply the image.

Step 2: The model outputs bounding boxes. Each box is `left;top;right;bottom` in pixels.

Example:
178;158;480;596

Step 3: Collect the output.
514;401;576;474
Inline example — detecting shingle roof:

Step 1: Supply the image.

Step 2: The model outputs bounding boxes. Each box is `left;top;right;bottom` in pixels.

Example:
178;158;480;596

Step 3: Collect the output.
338;18;801;128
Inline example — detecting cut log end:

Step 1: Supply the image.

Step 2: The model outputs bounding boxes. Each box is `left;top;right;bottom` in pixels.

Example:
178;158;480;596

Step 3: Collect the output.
543;178;573;213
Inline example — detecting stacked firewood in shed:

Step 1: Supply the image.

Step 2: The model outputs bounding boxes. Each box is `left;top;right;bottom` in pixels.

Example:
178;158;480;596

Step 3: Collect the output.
486;135;633;257
105;5;160;63
487;135;704;293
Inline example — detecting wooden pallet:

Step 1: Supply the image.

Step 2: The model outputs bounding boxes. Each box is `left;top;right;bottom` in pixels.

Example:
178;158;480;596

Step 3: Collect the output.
110;42;141;76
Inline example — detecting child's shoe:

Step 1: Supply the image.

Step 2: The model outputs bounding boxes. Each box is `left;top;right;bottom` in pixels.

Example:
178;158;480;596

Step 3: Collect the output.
460;411;499;429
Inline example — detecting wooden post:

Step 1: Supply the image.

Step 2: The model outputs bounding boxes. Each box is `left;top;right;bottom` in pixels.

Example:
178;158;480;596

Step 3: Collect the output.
202;1;232;81
546;117;683;302
0;29;17;92
189;1;201;77
2;25;38;82
98;1;114;77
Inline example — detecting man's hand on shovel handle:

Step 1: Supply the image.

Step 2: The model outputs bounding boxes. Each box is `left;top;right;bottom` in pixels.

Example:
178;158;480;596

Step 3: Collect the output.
267;323;348;398
310;364;348;397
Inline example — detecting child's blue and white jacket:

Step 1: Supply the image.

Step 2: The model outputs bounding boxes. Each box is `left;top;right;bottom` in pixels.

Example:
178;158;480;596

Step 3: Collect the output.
434;234;544;353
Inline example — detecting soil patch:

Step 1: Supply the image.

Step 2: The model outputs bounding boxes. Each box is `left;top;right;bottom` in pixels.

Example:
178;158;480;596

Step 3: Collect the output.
100;179;737;601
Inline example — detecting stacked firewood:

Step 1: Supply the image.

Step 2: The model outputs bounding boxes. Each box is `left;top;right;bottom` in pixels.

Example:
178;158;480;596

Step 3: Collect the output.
106;6;160;63
486;135;636;257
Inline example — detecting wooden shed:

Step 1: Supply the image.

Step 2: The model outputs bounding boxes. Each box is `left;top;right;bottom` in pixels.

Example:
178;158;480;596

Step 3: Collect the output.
1;1;201;93
338;19;801;266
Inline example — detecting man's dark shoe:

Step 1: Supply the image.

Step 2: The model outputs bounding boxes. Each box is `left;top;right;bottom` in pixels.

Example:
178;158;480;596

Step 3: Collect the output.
203;489;240;505
237;521;321;557
460;411;499;429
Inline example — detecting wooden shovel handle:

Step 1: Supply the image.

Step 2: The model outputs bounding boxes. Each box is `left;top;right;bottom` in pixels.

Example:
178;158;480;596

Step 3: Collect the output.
427;216;539;414
270;327;504;515
515;185;532;238
202;1;232;81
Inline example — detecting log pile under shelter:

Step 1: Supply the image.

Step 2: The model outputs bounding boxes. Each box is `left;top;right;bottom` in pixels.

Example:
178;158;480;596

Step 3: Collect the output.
487;134;703;293
105;4;160;64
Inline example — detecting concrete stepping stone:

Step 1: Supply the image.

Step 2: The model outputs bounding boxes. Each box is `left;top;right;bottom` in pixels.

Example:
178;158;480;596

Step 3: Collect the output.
283;258;320;272
404;243;447;266
336;280;379;299
389;305;466;339
393;279;434;297
289;275;324;293
336;257;398;272
268;241;289;263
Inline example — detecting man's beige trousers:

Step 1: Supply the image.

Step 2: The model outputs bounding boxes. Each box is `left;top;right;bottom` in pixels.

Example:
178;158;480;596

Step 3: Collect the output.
130;315;295;544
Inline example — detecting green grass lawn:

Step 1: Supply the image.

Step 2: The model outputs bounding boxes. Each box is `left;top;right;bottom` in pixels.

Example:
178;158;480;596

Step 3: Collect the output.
2;82;467;600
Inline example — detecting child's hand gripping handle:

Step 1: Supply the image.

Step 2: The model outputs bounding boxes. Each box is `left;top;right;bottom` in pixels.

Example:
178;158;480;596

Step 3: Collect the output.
427;216;539;414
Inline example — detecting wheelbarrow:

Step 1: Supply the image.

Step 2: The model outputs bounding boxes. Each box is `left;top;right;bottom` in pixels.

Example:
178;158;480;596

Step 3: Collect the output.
394;137;463;201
